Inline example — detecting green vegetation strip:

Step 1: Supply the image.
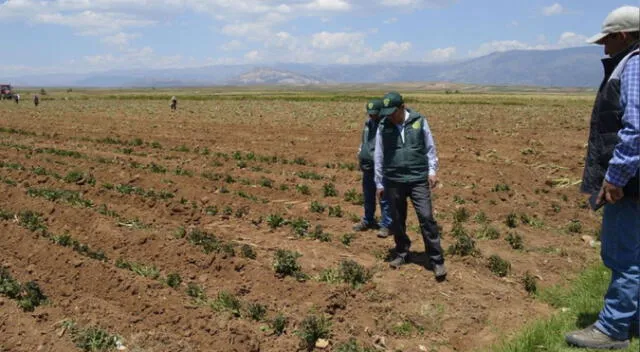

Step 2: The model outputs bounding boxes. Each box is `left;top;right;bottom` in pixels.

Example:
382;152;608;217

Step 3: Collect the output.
0;267;48;312
492;263;639;351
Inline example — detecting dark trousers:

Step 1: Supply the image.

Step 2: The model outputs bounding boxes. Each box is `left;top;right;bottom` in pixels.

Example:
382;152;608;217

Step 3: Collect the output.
362;170;391;228
386;180;444;264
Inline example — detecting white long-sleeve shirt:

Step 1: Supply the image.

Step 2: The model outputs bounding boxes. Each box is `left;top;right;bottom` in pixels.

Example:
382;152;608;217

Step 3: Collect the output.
374;109;439;189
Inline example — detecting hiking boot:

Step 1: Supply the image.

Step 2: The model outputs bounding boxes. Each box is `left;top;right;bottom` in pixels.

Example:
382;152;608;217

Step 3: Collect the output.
377;227;390;238
565;325;630;350
433;263;447;281
389;255;407;269
352;221;376;232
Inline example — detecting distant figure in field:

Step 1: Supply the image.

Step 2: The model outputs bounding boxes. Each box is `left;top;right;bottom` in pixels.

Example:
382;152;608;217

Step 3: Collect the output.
14;94;20;104
33;94;39;107
170;96;177;111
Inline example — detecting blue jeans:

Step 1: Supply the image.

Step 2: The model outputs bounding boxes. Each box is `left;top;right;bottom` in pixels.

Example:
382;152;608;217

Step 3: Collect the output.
361;170;391;228
595;197;640;340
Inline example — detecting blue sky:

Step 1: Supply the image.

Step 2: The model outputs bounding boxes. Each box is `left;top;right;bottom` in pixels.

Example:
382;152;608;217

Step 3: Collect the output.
0;0;633;74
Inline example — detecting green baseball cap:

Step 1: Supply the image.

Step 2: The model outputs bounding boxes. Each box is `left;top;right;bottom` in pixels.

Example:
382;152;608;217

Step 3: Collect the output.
379;91;404;116
366;98;383;115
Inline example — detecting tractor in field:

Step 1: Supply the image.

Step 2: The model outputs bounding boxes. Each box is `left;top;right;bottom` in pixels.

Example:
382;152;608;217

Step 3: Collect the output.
1;84;13;100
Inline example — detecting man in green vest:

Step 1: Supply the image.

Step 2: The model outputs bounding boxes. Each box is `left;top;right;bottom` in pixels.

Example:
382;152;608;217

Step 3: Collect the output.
374;92;446;280
354;98;392;238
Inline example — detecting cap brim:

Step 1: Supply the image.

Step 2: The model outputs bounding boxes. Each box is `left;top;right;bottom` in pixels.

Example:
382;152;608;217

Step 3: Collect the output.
367;109;380;115
380;107;398;117
586;32;607;45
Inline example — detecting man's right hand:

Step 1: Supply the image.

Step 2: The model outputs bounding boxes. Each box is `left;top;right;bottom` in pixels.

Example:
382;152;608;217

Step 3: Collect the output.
376;188;384;199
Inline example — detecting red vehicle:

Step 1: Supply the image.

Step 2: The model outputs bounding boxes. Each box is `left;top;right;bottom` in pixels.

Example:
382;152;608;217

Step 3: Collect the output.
1;84;12;100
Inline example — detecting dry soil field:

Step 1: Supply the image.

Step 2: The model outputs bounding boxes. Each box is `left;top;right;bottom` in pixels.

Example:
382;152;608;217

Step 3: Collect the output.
0;90;603;352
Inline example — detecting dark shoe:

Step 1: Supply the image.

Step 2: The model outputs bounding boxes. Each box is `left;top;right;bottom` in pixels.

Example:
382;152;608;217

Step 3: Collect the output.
433;263;447;281
565;324;630;350
352;221;377;232
377;227;390;238
389;255;406;269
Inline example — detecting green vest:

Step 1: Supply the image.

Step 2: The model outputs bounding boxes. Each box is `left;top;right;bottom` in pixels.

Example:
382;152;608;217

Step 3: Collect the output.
358;119;378;171
380;110;429;183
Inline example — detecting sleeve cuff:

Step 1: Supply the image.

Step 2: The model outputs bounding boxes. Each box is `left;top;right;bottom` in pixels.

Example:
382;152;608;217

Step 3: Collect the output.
605;168;629;188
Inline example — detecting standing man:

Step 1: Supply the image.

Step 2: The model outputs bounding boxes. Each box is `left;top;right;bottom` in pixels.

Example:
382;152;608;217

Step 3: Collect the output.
565;6;639;350
374;92;446;280
170;96;177;111
14;93;20;104
353;98;392;238
33;94;39;107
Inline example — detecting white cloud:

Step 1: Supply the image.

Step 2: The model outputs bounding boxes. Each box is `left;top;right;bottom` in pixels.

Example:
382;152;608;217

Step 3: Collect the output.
384;17;398;24
543;3;564;16
379;0;457;8
101;32;140;48
426;47;456;61
220;40;245;51
311;31;365;50
557;32;588;47
469;31;589;57
304;0;351;12
36;10;155;35
370;41;412;59
244;50;262;61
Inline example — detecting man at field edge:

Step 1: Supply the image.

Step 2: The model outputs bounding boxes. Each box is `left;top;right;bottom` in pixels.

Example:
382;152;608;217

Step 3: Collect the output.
353;98;393;238
565;5;640;350
374;91;446;280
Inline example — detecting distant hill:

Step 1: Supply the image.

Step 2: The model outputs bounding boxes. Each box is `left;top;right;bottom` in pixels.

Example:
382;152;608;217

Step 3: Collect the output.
226;68;326;85
5;46;605;88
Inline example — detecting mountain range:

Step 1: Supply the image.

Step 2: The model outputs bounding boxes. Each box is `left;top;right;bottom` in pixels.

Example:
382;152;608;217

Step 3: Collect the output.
6;46;606;88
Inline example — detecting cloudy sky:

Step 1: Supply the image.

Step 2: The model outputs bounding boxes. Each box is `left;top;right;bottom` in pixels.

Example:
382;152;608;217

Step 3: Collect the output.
0;0;631;74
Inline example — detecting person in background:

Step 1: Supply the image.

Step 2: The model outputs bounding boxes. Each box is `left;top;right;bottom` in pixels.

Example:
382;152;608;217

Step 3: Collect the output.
33;94;39;107
353;98;392;238
565;5;640;350
170;96;177;111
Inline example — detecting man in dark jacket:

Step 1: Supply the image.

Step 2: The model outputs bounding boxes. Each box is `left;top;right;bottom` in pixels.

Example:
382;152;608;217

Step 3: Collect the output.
374;92;446;280
565;5;639;350
353;98;392;238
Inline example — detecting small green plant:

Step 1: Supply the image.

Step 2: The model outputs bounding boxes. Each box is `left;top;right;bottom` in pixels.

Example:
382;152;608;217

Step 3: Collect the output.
335;338;371;352
474;211;488;224
505;232;524;250
344;189;364;205
271;314;288;336
273;249;305;279
392;321;416;337
551;202;562;213
477;226;500;240
505;212;518;228
453;207;470;223
290;218;310;237
296;184;311;195
447;233;479;257
309;225;331;242
247;303;267;321
492;183;511;192
523;271;537;294
174;167;193;176
266;214;286;229
309;201;326;213
64;322;119;352
298;314;331;351
205;205;218;216
292;157;308;166
240;244;257;259
174;226;186;239
186;283;207;301
259;177;274;188
340;233;356;246
453;195;466;205
337;259;371;288
211;291;242;317
323;183;338;197
296;171;324;180
17;211;47;233
488;255;511;277
328;205;343;218
567;219;582;234
166;273;182;288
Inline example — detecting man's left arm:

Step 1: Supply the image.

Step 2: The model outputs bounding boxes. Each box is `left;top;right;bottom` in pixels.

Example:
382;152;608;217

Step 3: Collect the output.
605;56;640;193
423;117;440;188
